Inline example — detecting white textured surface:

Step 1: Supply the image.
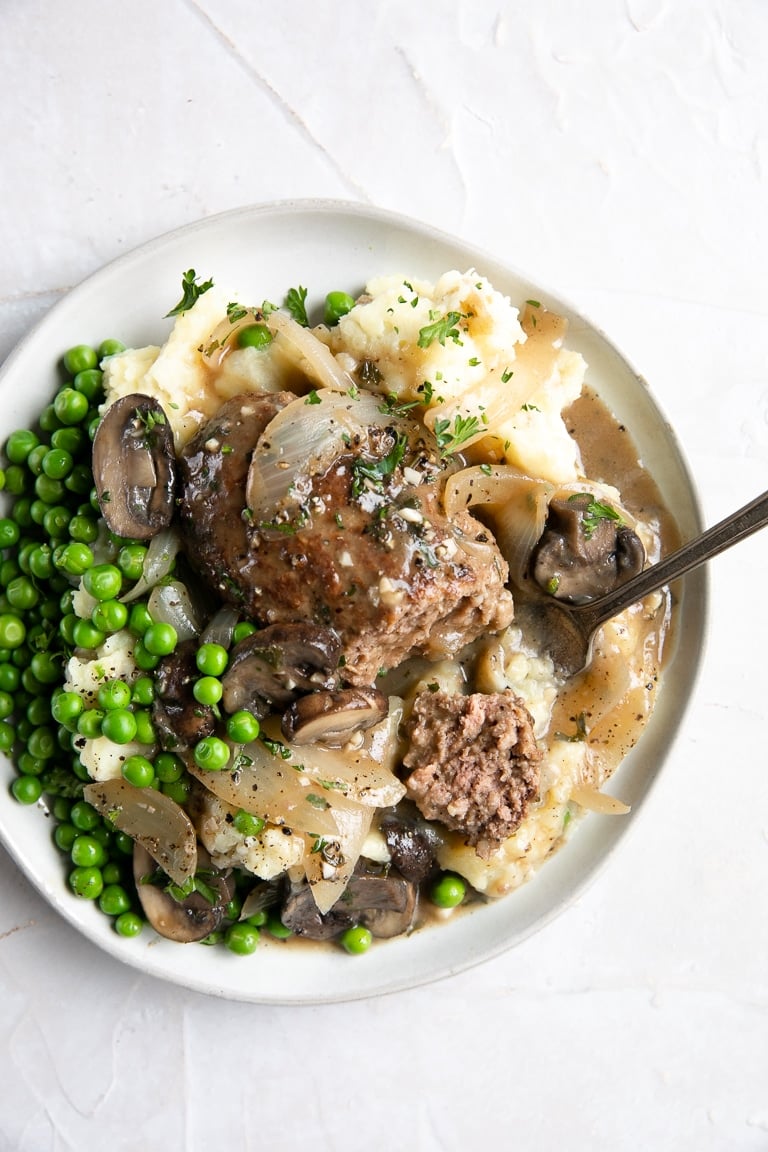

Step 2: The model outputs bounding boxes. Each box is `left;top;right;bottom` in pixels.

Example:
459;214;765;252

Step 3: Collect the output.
1;2;767;1150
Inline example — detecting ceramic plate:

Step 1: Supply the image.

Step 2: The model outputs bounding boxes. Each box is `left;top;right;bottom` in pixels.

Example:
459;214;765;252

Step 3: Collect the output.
0;201;707;1003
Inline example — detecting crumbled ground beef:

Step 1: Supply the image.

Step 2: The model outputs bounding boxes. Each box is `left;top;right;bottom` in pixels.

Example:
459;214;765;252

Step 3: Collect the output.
403;689;541;858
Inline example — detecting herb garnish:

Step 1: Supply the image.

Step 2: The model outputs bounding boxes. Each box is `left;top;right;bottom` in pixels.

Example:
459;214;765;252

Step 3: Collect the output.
226;302;248;323
570;494;623;539
350;432;408;497
284;285;309;327
433;414;481;456
417;310;464;349
165;269;214;317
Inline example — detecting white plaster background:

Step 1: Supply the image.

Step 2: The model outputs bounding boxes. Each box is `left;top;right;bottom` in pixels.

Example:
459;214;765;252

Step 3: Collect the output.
1;1;767;1149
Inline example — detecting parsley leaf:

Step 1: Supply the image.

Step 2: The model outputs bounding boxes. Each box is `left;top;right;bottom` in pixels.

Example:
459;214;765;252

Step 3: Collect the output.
350;432;408;497
417;310;463;348
433;414;481;456
284;285;309;327
165;269;214;318
569;494;624;539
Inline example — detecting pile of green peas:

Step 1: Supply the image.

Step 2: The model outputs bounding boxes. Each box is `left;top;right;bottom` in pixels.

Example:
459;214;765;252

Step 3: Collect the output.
0;329;470;959
0;339;298;954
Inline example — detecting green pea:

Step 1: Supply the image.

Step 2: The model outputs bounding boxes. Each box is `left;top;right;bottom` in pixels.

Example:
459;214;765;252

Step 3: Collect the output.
121;754;154;788
0;663;19;692
41;448;73;480
114;911;143;937
132;709;156;745
226;709;260;744
34;473;66;505
69;865;104;899
128;602;153;636
82;563;122;602
324;291;356;326
0;690;12;720
26;696;51;726
430;872;467;909
265;914;292;940
6;577;38;612
70;800;100;831
51;425;86;455
232;621;257;644
28;544;55;580
65;464;94;496
117;544;147;582
52;690;84;728
68;513;98;544
54;541;94;576
340;925;372;954
5;429;40;465
97;679;132;711
71;617;105;650
193;675;222;706
224;922;260;955
54;822;78;851
101;708;138;745
232;809;265;837
30;651;61;685
0;518;21;549
236;323;273;350
0;720;15;751
142;622;177;656
10;498;33;528
161;776;191;805
193;736;230;772
113;830;134;855
63;344;98;376
3;465;28;495
154;751;184;783
11;775;43;805
0;613;25;649
98;339;126;359
195;642;228;677
71;834;107;868
52;797;72;822
38;404;63;433
131;676;155;707
98;884;131;917
101;860;123;885
26;443;48;476
91;598;128;634
77;707;106;738
73;368;103;401
133;641;159;671
27;726;56;760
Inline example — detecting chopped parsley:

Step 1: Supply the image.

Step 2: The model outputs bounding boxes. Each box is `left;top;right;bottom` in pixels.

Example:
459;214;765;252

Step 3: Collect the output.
284;285;309;327
226;302;249;323
165;269;214;317
501;367;514;383
417;310;464;349
350;432;408;497
433;414;481;456
305;390;322;405
570;494;624;539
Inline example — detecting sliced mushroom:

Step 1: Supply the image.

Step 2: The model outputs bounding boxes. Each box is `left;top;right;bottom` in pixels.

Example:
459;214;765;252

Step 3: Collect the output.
92;394;176;540
221;623;341;718
379;806;442;884
280;868;417;940
281;686;388;747
133;843;235;943
152;639;216;750
530;492;645;603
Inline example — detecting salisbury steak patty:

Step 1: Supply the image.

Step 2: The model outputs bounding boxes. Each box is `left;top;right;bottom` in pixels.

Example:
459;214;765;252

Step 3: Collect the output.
178;391;514;685
403;689;541;856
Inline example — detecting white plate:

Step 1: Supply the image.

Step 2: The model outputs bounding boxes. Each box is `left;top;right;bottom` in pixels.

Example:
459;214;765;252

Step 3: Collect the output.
0;201;707;1003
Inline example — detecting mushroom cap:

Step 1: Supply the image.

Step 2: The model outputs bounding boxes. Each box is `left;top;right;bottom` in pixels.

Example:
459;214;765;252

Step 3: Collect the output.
281;686;388;747
221;622;341;718
133;843;235;944
92;394;176;540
